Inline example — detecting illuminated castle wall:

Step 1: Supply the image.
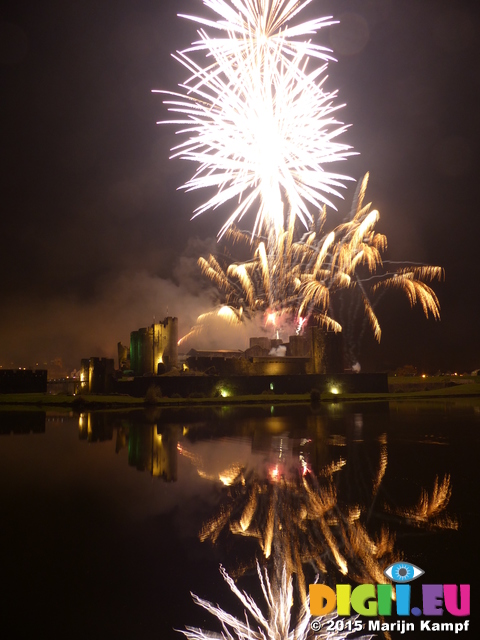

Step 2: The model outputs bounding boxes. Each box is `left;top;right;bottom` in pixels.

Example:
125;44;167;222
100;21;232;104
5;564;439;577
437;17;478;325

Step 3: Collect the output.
79;357;115;393
130;317;178;375
185;328;344;376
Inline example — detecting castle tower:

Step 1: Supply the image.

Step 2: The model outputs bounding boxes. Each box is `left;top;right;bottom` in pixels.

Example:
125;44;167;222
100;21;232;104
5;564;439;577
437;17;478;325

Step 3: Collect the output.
153;316;178;372
130;317;178;375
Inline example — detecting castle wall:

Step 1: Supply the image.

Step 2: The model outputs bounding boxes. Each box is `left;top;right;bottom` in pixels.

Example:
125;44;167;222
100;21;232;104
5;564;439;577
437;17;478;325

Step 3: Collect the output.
114;372;389;398
79;357;114;393
117;342;130;370
87;357;115;393
0;369;47;394
305;328;344;374
154;317;178;371
249;336;272;350
130;317;178;376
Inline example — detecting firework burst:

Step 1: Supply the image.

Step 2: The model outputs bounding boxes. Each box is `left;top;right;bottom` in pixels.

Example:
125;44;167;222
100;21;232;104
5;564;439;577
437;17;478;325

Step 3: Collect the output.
181;174;443;347
180;560;374;640
156;3;443;356
156;0;354;240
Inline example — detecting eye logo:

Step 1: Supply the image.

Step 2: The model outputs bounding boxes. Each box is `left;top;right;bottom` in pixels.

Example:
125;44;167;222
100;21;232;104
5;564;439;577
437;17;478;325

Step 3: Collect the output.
384;562;424;583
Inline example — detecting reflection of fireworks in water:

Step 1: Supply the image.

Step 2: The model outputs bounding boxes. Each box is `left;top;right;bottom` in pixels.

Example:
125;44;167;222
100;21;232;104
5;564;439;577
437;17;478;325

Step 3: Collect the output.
384;475;458;531
181;174;443;348
178;433;457;600
199;463;396;604
157;0;354;241
180;560;373;640
178;429;456;640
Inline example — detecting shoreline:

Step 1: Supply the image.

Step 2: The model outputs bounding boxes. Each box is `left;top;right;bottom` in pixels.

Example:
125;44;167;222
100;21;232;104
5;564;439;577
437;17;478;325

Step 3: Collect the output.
1;381;479;410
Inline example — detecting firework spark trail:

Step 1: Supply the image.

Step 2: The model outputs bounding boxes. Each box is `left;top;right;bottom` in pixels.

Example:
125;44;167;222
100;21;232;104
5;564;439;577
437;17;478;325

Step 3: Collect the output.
181;434;457;640
179;0;338;65
195;437;457;590
179;561;374;640
183;174;442;348
156;0;355;241
156;3;443;352
384;475;458;531
200;468;397;590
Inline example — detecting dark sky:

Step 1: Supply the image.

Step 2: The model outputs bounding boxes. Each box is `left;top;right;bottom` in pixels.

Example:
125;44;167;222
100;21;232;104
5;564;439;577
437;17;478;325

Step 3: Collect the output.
1;0;479;373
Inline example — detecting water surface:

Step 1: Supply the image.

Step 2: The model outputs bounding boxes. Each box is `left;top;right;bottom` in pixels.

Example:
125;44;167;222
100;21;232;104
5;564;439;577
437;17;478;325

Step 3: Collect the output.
0;400;477;639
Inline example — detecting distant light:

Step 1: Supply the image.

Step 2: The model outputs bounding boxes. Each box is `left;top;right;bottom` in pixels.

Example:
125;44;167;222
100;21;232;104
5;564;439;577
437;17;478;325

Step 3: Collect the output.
422;374;426;378
219;464;242;486
219;387;230;398
269;382;274;391
330;386;340;395
266;313;276;326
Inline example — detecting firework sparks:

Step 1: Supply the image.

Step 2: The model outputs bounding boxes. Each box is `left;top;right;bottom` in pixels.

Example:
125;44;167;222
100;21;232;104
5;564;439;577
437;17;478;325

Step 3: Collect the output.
199;460;398;597
195;430;457;594
177;304;244;346
177;427;457;640
181;174;443;348
157;3;443;351
179;560;374;640
384;475;458;531
156;0;354;240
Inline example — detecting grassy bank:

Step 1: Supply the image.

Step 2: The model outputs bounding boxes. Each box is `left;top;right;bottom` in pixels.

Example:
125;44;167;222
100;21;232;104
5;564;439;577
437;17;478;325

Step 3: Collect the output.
321;381;480;402
0;392;310;409
1;378;479;410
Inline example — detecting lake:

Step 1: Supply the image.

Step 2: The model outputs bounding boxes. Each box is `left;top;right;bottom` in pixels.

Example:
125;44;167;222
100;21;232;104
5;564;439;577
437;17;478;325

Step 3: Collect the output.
0;400;477;639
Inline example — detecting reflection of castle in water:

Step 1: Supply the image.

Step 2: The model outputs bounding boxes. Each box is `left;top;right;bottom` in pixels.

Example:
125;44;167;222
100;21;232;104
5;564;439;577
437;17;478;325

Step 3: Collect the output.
127;424;180;481
0;411;46;435
174;408;459;640
77;412;180;482
173;406;457;617
74;405;392;485
78;412;113;442
74;406;458;574
4;406;461;639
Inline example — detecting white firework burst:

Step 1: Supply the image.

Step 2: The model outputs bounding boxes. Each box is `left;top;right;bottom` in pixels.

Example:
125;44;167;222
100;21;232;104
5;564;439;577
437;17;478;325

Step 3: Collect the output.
179;561;375;640
155;0;355;240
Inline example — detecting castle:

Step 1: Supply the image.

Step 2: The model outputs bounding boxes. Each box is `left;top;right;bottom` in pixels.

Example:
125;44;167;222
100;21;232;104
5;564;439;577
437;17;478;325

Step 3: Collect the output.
118;317;178;375
79;316;388;396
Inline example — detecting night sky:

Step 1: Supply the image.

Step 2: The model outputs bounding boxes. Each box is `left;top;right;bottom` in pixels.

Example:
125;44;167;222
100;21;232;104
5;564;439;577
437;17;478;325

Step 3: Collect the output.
1;0;479;374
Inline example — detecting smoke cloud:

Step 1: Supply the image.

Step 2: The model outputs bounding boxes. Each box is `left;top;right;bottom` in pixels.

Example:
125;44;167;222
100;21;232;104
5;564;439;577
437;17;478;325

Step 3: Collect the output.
0;238;255;372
